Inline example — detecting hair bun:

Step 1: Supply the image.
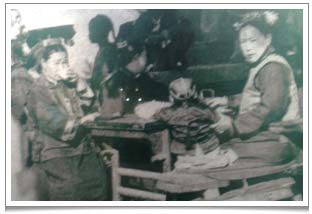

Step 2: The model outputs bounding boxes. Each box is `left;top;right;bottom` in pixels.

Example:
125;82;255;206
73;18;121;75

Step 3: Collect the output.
263;11;279;26
233;10;279;31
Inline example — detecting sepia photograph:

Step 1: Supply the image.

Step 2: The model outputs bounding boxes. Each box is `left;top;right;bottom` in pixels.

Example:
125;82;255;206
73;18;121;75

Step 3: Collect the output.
6;3;308;206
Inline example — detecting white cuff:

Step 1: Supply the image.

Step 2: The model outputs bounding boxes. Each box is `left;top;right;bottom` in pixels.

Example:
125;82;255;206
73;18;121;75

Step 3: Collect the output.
61;119;77;141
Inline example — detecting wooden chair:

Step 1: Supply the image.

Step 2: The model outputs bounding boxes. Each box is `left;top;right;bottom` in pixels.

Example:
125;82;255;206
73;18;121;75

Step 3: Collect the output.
156;119;303;201
98;116;302;201
100;149;229;201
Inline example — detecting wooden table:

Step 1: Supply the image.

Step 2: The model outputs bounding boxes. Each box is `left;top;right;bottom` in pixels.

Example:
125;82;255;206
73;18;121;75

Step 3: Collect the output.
84;114;172;172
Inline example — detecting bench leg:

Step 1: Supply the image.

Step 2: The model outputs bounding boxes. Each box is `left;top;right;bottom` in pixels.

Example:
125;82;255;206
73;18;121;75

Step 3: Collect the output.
111;150;121;201
101;149;121;201
161;129;171;172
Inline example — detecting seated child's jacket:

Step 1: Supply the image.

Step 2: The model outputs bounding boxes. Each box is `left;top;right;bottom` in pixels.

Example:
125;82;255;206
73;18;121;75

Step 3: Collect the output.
155;101;220;155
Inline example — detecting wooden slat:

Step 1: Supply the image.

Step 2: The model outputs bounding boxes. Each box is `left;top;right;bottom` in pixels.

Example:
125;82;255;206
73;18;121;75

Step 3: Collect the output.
175;157;301;180
118;187;166;201
86;114;165;131
156;180;228;193
91;129;148;138
118;167;163;180
222;187;294;201
159;172;227;186
156;174;229;193
118;167;226;185
215;177;295;201
202;161;298;180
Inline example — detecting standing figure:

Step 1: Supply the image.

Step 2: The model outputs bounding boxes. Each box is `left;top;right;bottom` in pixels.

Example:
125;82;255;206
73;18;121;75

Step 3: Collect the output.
26;39;108;201
88;15;122;116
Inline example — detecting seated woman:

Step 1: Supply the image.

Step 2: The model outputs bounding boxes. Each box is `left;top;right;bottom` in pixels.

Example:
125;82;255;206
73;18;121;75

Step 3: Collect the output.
202;11;301;165
197;12;300;171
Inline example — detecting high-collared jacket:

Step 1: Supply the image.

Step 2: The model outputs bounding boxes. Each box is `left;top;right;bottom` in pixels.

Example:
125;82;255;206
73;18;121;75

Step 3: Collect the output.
26;76;92;162
228;52;300;139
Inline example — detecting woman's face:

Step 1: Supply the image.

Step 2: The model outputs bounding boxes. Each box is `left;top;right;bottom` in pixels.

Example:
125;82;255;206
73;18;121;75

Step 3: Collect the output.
239;25;272;64
42;51;77;83
125;50;147;75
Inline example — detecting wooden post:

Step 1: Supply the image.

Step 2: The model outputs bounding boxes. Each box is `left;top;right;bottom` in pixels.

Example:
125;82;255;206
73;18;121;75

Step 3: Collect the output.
108;149;121;201
161;129;171;172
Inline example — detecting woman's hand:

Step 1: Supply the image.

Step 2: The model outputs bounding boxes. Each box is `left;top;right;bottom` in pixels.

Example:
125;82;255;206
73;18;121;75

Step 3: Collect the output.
211;114;233;135
79;112;101;124
201;96;228;108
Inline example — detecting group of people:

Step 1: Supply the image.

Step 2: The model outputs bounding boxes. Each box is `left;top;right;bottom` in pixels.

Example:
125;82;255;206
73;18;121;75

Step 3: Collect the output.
11;9;302;201
88;10;195;116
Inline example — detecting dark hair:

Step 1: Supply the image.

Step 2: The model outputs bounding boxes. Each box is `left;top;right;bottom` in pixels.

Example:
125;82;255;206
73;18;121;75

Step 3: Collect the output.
26;44;67;72
233;11;277;37
41;44;67;61
239;18;272;36
89;15;113;37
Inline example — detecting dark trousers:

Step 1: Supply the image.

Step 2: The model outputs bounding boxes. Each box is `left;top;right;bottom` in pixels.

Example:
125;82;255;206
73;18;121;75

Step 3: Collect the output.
39;152;108;201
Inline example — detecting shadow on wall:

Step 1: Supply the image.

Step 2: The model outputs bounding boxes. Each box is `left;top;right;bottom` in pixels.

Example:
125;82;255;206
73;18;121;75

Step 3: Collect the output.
66;10;140;79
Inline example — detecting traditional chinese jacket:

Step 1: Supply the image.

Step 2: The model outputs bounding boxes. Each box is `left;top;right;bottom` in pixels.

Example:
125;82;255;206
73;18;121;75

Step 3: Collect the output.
26;76;92;162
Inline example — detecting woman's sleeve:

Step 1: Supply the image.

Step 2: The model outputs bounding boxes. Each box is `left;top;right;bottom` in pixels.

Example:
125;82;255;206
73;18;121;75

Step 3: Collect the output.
27;86;79;141
233;62;291;138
